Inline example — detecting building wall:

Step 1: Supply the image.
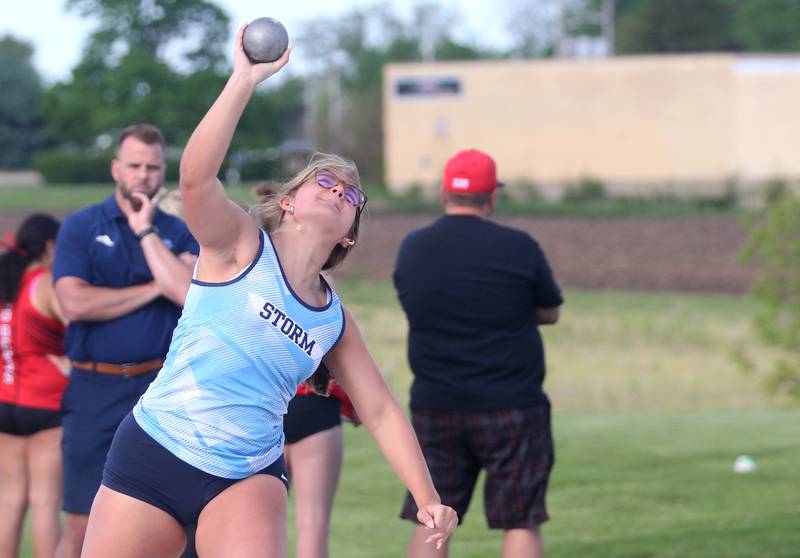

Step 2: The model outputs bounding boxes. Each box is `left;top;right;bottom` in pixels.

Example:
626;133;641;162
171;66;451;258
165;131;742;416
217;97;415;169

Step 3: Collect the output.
383;54;800;195
734;58;800;179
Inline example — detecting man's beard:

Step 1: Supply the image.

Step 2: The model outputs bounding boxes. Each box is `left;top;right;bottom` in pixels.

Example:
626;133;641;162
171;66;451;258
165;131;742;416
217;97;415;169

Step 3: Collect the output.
121;183;161;211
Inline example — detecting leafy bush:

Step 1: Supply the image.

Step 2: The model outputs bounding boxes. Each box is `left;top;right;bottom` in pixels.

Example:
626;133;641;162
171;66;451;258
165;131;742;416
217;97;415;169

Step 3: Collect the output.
503;178;545;202
33;148;181;184
762;177;789;205
740;191;800;398
238;157;279;182
563;176;607;203
707;179;739;210
33;149;111;184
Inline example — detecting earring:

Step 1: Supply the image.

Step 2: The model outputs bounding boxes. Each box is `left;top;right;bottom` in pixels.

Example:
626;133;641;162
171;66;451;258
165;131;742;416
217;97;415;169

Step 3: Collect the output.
346;240;355;246
289;204;295;215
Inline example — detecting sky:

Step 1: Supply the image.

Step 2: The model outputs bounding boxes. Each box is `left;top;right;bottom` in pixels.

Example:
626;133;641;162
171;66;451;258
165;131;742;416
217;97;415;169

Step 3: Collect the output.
2;0;514;83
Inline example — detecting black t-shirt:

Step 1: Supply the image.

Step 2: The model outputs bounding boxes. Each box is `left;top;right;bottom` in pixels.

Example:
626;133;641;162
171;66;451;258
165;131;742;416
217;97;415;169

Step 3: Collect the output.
393;215;563;411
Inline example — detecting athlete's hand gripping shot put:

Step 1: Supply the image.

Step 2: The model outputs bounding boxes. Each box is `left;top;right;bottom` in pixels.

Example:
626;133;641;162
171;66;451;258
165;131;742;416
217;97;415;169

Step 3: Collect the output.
79;23;458;558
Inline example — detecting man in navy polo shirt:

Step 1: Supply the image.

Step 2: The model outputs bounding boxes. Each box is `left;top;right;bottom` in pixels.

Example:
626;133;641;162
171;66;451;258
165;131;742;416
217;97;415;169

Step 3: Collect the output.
394;149;563;558
52;124;198;558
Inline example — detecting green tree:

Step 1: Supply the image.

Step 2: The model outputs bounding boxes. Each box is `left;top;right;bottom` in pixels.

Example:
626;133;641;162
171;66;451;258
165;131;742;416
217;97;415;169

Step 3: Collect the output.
45;52;183;144
505;0;560;58
740;192;800;399
237;77;306;151
299;2;489;182
0;35;49;168
300;6;416;182
735;0;800;51
435;38;489;61
615;0;739;54
41;0;305;183
66;0;229;70
43;0;231;145
553;0;800;54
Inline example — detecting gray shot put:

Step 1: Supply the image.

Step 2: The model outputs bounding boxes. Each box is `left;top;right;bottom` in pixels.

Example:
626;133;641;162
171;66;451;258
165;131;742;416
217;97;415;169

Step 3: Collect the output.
243;17;289;63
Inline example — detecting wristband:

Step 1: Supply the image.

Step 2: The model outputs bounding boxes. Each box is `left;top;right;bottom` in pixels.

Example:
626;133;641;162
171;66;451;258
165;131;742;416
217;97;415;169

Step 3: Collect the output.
136;226;160;241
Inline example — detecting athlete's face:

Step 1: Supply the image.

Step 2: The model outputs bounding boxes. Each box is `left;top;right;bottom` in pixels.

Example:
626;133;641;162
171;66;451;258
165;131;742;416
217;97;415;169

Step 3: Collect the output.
312;169;367;209
291;169;364;238
111;137;166;209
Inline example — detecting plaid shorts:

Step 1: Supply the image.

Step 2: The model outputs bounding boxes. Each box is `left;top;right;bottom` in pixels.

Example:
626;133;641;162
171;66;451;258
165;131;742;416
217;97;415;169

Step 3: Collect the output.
401;406;554;529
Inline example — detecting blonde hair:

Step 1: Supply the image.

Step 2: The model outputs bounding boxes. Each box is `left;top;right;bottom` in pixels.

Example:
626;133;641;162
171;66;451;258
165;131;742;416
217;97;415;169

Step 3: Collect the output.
157;189;184;218
251;152;365;270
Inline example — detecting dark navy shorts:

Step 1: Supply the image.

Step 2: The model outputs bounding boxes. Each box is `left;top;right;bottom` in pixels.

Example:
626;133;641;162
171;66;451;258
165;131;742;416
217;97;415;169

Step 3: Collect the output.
61;367;159;514
0;402;61;436
283;393;341;444
102;413;289;528
401;406;554;529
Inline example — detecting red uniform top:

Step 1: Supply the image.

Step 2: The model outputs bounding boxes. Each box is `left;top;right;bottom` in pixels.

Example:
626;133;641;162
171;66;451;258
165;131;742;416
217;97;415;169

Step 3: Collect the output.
296;380;356;422
0;268;67;410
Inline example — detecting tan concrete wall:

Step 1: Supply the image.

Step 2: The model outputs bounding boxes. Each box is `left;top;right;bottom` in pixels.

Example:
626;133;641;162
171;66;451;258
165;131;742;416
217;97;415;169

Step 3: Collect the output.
383;54;800;195
734;58;800;179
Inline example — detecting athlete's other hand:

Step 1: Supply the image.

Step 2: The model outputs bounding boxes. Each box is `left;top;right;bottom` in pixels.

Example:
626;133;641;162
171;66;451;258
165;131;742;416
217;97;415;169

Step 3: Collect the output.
417;503;458;549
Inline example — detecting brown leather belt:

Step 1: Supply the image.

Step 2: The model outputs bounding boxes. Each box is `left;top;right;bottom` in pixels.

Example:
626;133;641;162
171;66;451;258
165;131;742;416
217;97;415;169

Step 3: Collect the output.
71;358;163;377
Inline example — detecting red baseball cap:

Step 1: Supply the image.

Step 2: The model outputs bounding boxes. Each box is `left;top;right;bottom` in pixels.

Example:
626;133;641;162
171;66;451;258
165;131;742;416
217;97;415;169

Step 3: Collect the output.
443;149;502;194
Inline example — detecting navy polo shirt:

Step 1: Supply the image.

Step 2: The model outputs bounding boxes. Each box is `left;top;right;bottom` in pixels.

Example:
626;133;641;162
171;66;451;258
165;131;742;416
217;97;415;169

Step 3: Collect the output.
394;215;563;411
53;195;199;363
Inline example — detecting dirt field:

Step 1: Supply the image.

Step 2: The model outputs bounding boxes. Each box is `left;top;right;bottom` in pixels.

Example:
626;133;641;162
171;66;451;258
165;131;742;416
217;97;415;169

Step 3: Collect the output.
336;213;755;294
0;211;755;294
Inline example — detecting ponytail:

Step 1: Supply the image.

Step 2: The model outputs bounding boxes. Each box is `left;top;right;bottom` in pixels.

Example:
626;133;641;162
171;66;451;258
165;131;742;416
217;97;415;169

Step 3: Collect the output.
0;214;60;303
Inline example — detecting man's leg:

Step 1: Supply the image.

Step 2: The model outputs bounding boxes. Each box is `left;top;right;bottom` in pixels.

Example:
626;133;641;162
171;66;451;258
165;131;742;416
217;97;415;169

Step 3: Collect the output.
56;370;158;557
55;372;103;558
503;527;543;558
408;524;450;558
480;407;554;558
54;514;88;558
402;410;477;558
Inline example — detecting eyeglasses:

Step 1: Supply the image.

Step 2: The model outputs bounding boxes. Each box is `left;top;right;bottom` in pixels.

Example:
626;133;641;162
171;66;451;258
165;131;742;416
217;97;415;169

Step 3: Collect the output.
315;170;367;209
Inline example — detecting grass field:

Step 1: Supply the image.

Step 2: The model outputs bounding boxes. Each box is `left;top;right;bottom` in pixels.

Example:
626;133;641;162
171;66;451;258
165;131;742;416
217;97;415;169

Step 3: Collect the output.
338;282;791;411
16;283;798;557
0;184;744;217
324;409;800;558
318;284;799;557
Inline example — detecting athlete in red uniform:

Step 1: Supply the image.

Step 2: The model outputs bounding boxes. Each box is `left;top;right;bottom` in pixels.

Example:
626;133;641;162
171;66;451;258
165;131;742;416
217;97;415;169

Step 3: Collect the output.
0;214;67;558
3;267;68;409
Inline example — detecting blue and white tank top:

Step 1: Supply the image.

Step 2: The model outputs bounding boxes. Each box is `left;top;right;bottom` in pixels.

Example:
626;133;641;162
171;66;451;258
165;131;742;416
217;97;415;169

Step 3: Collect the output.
133;229;345;478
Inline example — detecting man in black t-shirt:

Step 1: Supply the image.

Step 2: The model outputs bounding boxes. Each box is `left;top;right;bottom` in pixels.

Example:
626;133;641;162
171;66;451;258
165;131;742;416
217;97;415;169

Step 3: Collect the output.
394;149;563;558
